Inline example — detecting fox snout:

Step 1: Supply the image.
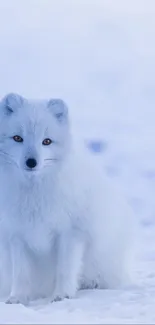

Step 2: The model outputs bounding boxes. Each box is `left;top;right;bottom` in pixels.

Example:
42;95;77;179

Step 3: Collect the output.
26;158;37;169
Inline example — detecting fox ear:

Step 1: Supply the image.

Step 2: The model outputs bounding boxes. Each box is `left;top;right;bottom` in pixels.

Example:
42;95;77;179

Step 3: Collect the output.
47;99;68;123
1;93;24;114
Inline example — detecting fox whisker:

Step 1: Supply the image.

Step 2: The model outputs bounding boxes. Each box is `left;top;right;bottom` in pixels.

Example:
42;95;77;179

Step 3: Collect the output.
0;151;19;168
45;158;58;161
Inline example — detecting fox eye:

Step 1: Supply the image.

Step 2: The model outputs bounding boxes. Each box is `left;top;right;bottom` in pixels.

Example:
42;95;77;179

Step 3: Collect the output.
42;138;52;146
13;135;23;143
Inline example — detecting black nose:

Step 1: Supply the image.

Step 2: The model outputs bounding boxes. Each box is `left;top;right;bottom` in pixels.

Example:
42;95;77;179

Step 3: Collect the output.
26;158;37;169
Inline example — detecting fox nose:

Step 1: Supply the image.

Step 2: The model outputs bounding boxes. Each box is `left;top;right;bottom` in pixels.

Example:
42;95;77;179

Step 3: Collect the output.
26;158;37;169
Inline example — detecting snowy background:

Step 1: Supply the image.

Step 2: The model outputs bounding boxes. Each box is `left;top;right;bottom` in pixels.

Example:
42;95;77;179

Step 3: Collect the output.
0;0;155;323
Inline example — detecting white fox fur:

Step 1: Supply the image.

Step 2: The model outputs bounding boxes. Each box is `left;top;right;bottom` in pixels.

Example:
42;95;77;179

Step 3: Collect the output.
0;93;136;305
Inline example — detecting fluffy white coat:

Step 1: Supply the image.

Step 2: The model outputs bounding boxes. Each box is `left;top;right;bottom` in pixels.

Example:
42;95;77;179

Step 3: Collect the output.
0;93;136;305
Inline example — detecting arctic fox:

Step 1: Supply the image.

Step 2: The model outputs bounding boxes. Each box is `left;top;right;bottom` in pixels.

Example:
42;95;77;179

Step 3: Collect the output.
0;93;135;305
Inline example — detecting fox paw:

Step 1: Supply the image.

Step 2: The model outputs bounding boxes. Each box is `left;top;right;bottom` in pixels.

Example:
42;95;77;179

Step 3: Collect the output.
6;295;29;306
51;292;73;303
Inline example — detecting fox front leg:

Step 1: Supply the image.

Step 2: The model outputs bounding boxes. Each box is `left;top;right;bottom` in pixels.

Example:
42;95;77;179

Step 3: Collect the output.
6;238;31;305
52;230;84;302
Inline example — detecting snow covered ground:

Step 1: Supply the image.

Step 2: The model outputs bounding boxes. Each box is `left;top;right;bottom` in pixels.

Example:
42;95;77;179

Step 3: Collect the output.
0;0;155;323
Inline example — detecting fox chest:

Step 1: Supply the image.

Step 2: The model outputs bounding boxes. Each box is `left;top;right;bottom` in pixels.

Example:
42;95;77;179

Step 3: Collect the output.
0;181;74;252
0;192;58;253
18;199;58;252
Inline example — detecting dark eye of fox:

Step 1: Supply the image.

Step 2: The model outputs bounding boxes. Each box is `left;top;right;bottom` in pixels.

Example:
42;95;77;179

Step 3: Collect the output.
42;138;52;145
13;135;23;143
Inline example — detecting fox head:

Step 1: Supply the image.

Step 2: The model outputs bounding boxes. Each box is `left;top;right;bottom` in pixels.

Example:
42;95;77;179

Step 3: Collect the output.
0;93;70;177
